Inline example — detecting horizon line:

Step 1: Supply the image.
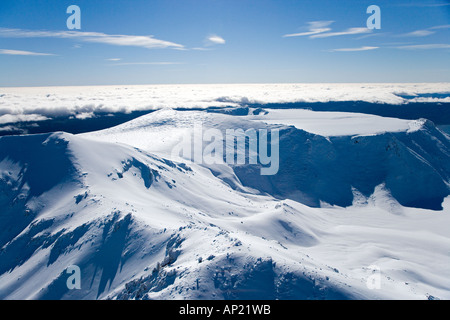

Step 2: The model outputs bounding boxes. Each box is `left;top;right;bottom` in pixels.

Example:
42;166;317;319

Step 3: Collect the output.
2;81;450;89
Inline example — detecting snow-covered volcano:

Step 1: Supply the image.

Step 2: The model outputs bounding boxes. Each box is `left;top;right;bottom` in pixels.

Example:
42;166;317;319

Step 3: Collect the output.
1;107;449;300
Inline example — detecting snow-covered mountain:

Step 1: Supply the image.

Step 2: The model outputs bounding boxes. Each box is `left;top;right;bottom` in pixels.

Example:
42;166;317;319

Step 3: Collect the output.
1;107;449;300
86;109;450;210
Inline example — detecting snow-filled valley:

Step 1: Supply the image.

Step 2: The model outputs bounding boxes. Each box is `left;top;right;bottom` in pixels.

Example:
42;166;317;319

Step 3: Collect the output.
0;84;450;300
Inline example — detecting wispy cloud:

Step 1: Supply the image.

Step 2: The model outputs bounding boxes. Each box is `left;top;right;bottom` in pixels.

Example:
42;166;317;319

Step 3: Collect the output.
355;32;390;40
396;2;450;7
329;46;379;52
109;62;183;66
430;24;450;30
283;22;371;39
381;41;414;46
192;47;213;51
283;21;333;37
395;43;450;50
311;27;371;38
106;58;121;61
400;24;450;37
403;29;435;37
206;35;226;45
0;49;55;56
0;28;184;50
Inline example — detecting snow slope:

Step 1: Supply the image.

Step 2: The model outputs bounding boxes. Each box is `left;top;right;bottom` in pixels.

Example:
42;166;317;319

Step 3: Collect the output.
1;106;450;300
85;109;450;210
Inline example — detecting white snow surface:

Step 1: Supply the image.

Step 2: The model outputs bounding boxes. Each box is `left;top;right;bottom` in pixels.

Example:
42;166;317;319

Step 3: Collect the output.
0;87;450;300
246;109;413;137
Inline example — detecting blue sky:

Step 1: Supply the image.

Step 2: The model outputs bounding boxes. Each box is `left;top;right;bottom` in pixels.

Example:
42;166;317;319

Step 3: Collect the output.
0;0;449;86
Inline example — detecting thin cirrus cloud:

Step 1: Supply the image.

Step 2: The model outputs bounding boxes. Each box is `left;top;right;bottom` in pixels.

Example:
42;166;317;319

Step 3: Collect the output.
430;24;450;30
311;27;371;38
403;29;435;37
283;21;371;39
395;43;450;50
109;62;183;66
401;25;450;37
394;26;450;50
0;28;185;50
396;2;450;7
0;48;55;56
329;46;379;52
192;47;213;51
283;21;333;37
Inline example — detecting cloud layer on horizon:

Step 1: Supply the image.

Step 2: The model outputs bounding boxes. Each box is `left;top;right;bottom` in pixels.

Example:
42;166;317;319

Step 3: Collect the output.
1;83;449;128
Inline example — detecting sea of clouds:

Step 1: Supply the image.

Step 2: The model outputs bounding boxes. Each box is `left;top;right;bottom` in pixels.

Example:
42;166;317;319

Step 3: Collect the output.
1;83;449;126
